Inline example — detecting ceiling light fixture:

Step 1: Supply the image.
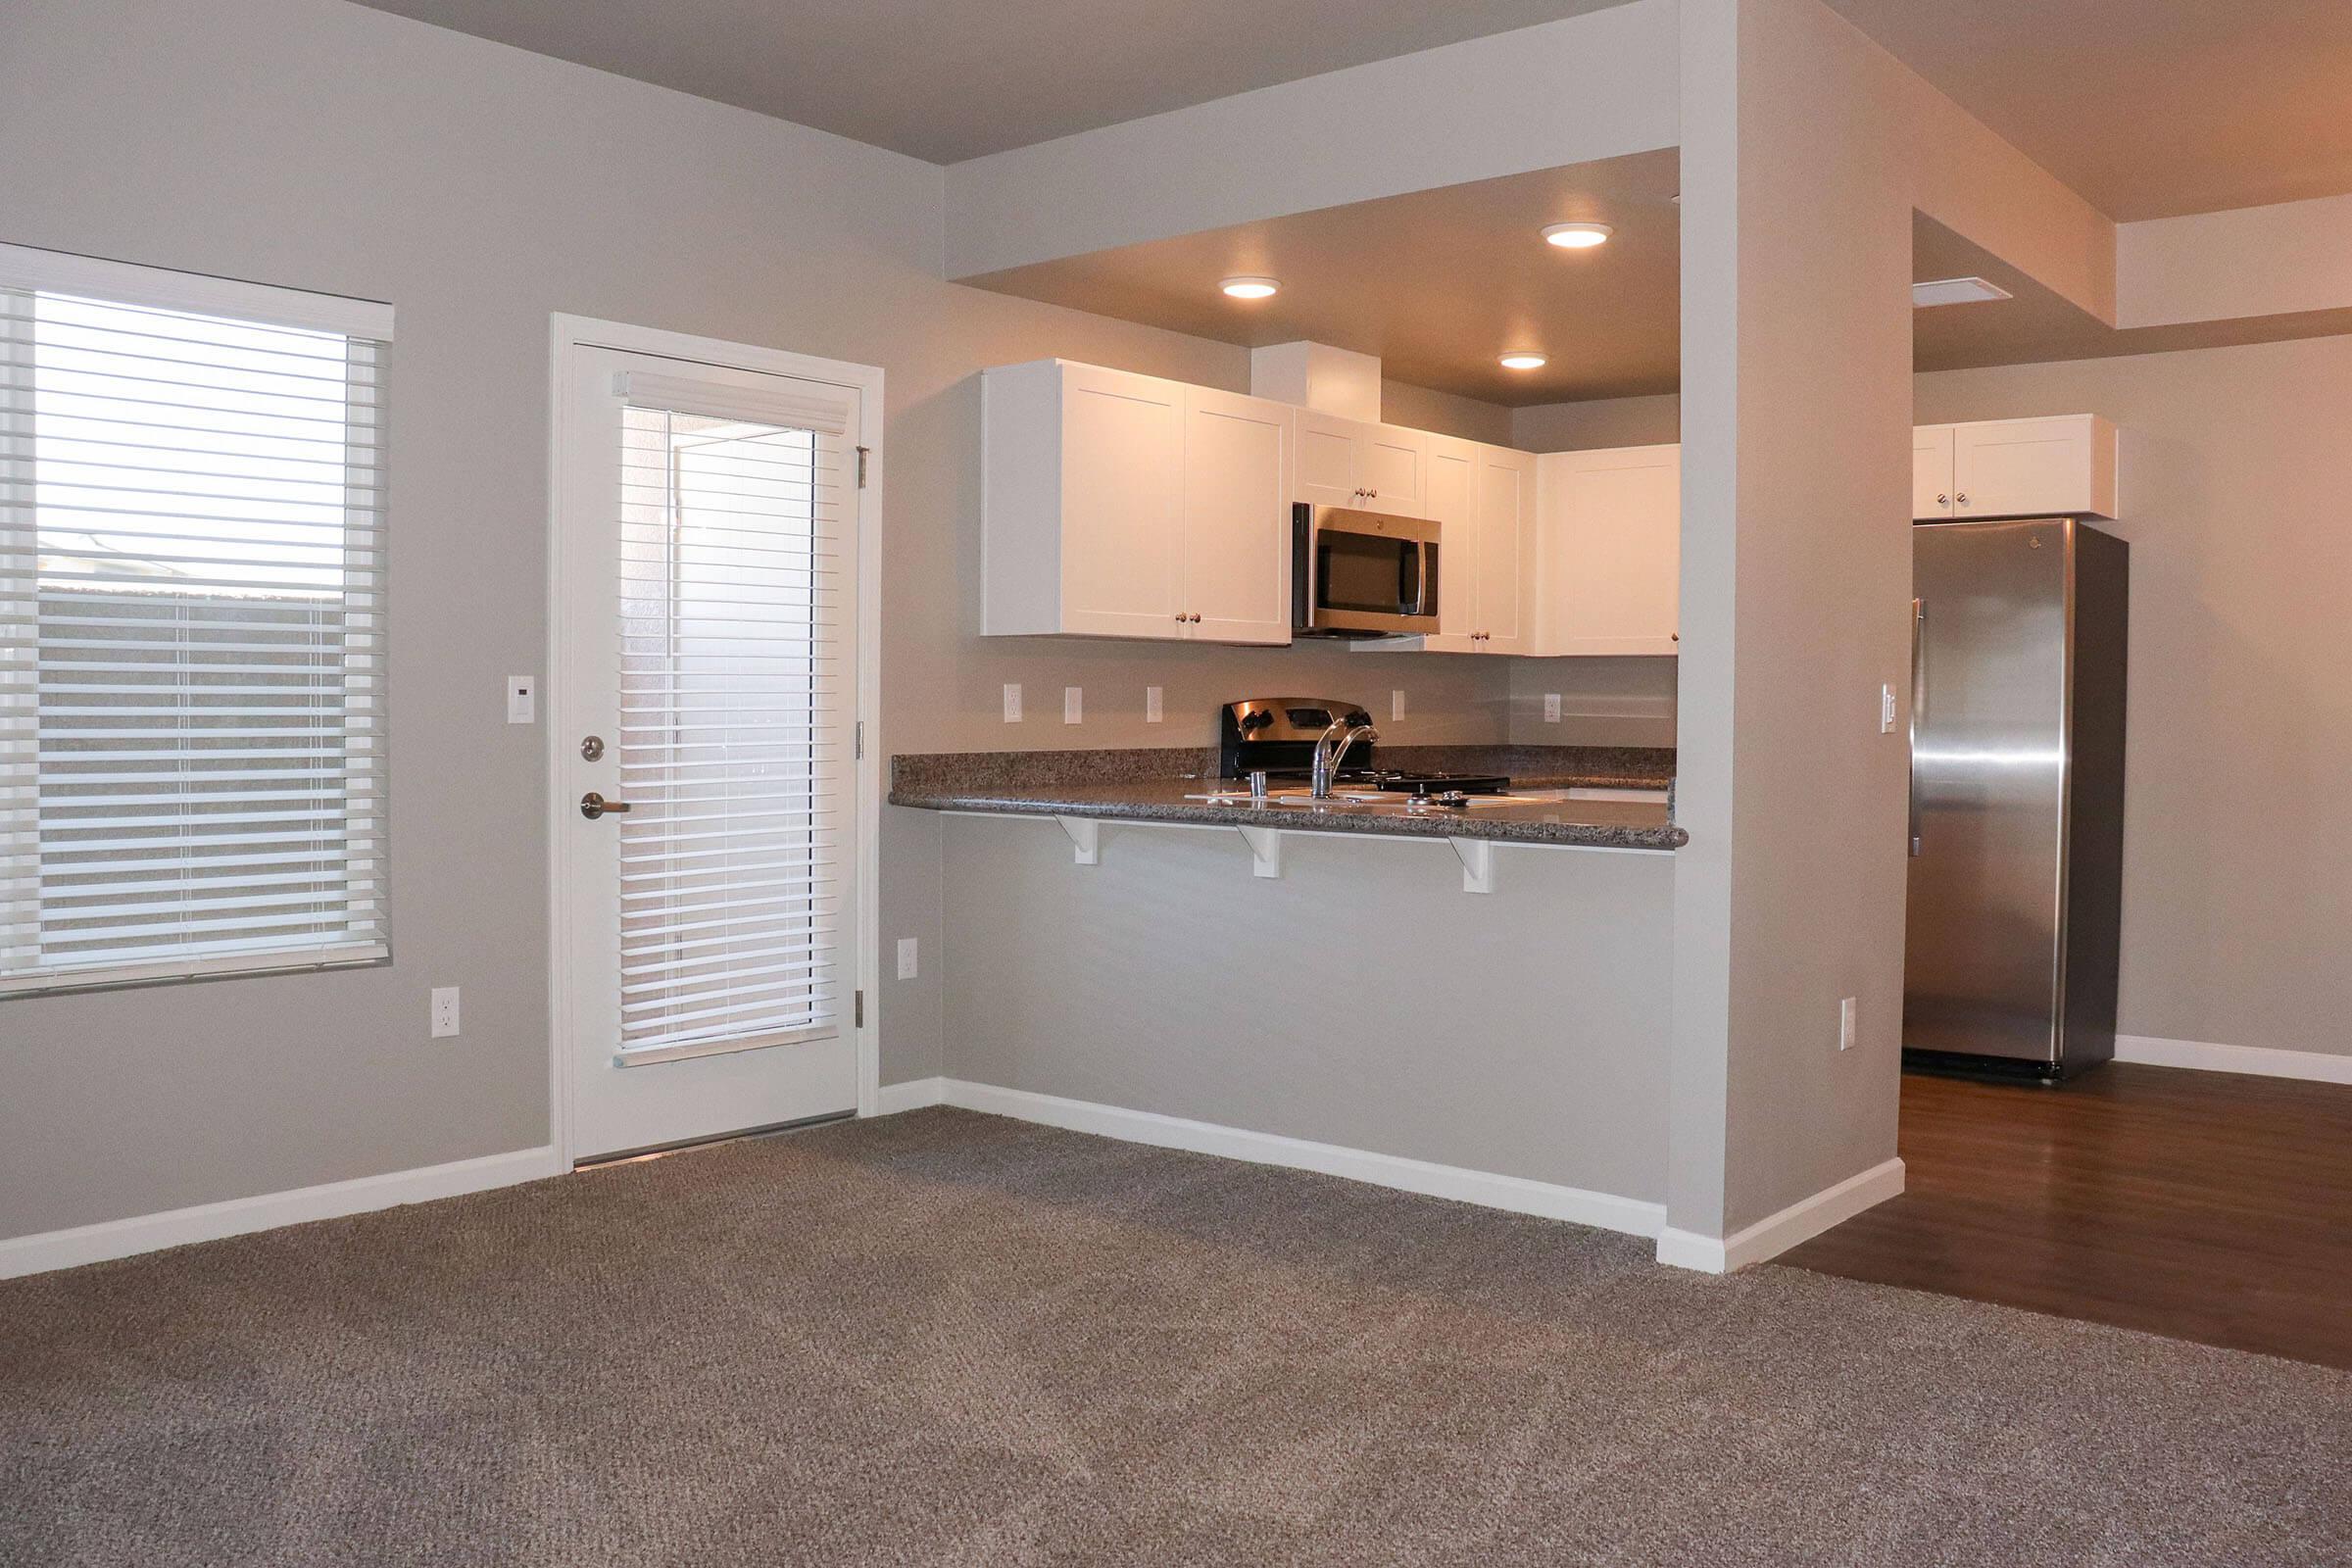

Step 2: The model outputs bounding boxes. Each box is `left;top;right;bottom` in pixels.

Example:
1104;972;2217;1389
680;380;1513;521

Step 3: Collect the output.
1542;221;1614;250
1911;275;2014;308
1498;352;1548;370
1219;275;1280;300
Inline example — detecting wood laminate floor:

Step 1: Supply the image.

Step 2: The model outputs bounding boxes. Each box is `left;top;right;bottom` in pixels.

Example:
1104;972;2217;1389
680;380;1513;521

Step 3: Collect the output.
1781;1061;2352;1369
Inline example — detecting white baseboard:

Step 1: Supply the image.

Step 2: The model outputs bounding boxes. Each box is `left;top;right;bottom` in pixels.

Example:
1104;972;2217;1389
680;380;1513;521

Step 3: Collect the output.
933;1079;1666;1240
2114;1035;2352;1085
1654;1155;1906;1275
0;1145;564;1282
870;1075;948;1115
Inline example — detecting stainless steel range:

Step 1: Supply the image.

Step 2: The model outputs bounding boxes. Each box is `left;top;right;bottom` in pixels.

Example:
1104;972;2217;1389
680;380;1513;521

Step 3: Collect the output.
1218;699;1509;797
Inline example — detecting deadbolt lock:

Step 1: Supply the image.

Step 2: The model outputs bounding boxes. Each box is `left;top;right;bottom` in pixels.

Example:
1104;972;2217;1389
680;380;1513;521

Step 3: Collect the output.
579;734;605;761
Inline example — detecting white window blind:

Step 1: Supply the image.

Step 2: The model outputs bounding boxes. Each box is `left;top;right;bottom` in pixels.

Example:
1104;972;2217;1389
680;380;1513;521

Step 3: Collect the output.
612;380;853;1059
0;247;391;997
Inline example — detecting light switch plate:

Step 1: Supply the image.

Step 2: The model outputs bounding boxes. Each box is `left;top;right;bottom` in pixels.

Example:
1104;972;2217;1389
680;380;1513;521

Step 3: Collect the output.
897;938;918;980
430;986;461;1039
1544;693;1562;723
1880;683;1897;733
1002;684;1022;722
1063;686;1083;724
506;676;535;724
1391;689;1406;722
1838;996;1857;1051
1145;686;1162;723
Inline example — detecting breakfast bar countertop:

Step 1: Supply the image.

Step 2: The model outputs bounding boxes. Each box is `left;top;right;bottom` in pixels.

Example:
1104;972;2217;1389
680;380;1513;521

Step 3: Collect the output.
889;747;1687;852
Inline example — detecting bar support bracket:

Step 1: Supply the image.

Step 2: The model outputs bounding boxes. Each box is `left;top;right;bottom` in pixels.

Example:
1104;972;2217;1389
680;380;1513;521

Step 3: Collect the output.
1448;836;1494;895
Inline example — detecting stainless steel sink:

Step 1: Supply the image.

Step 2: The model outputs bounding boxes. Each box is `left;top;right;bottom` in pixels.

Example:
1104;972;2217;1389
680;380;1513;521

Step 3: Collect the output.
1182;787;1385;805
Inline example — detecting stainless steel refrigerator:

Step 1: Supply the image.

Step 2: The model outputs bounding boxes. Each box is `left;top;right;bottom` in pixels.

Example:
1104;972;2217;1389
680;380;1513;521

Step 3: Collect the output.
1905;517;2129;1080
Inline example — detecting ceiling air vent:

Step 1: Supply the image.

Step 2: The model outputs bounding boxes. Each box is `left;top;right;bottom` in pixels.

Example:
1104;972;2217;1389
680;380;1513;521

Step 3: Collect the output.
1912;275;2015;308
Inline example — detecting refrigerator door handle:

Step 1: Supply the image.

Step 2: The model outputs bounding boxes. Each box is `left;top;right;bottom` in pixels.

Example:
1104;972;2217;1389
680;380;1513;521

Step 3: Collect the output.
1909;597;1926;857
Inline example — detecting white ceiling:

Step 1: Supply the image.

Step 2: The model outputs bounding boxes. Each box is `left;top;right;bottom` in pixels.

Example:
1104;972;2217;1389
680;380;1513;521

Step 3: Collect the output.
354;0;2352;218
346;0;1628;166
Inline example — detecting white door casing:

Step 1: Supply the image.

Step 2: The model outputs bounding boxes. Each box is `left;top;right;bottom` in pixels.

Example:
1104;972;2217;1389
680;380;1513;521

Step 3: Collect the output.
549;319;881;1162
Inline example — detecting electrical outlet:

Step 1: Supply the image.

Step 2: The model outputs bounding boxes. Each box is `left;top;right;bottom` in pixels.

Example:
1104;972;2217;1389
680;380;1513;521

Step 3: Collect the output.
1544;692;1562;723
1063;686;1083;724
1145;685;1162;723
430;986;461;1039
1002;683;1022;722
1881;683;1898;734
897;938;918;980
506;676;535;724
1391;688;1406;722
1838;997;1857;1052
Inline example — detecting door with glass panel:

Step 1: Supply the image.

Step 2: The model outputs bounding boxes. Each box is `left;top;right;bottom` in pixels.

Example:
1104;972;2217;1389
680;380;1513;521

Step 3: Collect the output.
555;342;859;1160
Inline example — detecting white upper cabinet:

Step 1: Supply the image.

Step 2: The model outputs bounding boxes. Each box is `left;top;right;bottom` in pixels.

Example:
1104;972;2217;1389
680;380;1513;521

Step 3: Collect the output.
1473;446;1537;653
1296;410;1428;515
1915;415;2118;520
1424;436;1476;649
1179;385;1295;644
1534;444;1681;658
1415;436;1533;654
982;360;1292;644
1914;424;1958;518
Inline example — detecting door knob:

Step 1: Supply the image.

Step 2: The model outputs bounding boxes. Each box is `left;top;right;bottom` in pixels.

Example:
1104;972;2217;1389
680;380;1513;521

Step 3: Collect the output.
579;791;632;820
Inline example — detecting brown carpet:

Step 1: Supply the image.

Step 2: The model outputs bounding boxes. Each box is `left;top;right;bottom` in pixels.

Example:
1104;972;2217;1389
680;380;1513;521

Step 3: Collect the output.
2;1108;2345;1567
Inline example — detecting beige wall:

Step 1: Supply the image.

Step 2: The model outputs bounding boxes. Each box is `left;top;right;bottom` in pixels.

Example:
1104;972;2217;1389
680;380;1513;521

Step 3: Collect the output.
1379;378;1515;445
0;0;1516;1242
942;0;1681;277
941;815;1676;1204
1916;335;2352;1061
1670;0;1915;1240
1512;393;1684;454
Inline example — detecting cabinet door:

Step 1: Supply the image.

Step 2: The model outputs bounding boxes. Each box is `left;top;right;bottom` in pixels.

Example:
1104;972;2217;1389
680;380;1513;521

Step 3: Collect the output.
1360;423;1429;516
1913;425;1956;518
1180;387;1293;645
1296;410;1367;510
1057;364;1184;637
1423;435;1480;649
1538;444;1680;656
1954;416;2114;518
1473;446;1536;653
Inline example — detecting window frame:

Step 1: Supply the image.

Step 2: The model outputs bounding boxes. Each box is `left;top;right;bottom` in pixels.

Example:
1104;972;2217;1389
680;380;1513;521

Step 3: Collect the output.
0;243;394;999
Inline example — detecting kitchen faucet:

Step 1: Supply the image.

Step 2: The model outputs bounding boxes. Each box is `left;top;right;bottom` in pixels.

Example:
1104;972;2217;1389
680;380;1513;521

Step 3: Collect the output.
1310;716;1380;800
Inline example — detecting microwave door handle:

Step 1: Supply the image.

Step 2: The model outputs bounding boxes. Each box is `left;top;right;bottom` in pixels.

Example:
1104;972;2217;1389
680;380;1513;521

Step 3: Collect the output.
1406;541;1431;616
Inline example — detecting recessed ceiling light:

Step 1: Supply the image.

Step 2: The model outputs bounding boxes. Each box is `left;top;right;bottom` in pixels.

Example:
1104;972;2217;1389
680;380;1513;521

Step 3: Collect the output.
1911;275;2014;308
1542;222;1613;249
1219;275;1280;299
1498;352;1547;370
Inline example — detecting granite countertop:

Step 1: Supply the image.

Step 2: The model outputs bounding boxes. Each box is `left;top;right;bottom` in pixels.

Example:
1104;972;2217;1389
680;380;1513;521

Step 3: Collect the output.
889;747;1686;852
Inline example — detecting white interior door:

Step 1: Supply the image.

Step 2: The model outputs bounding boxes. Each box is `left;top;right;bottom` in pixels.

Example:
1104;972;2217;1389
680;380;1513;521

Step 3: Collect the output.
555;341;862;1160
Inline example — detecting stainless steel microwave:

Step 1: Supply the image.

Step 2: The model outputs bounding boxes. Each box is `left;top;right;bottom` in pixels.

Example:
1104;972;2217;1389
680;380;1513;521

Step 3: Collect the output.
1292;504;1441;637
